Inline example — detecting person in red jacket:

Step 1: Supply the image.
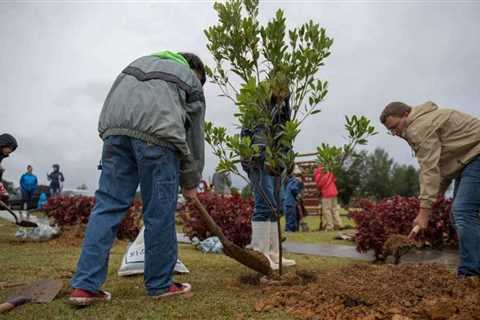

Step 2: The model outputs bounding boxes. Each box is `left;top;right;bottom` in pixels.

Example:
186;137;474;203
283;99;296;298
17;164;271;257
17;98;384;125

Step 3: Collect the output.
313;165;343;231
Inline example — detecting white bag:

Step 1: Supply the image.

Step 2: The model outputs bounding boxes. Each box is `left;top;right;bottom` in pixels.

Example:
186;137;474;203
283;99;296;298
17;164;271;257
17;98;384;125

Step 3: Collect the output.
118;226;189;276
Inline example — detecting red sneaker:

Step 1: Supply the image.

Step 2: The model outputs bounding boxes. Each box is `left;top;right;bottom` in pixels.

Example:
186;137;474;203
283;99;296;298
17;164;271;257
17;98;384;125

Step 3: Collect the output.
68;288;111;306
152;282;191;298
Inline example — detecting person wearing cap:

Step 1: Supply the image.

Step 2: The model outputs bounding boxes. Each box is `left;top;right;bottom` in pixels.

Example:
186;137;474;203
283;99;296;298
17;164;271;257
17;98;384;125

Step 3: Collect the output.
283;166;304;232
69;51;207;305
380;101;480;278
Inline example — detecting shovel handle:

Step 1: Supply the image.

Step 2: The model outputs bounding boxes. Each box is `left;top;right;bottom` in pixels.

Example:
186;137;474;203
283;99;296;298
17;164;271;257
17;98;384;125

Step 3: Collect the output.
191;197;229;244
0;297;29;313
0;199;20;224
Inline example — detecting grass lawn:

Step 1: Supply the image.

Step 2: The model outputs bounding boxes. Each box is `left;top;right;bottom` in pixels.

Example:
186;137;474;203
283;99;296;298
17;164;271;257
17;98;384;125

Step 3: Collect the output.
0;219;357;320
177;210;357;246
281;214;356;246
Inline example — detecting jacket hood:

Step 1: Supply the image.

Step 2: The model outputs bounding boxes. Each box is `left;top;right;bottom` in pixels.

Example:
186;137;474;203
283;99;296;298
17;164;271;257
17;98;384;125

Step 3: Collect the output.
0;133;17;162
0;133;17;151
406;101;438;126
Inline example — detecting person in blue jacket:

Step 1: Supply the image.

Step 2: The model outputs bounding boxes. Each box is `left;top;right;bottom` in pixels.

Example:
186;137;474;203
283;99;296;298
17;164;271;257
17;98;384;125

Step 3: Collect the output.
283;174;304;232
37;192;48;209
20;165;38;211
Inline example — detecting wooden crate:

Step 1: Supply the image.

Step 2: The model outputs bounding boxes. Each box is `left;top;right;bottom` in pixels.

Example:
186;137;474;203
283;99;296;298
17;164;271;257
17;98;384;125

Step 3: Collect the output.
295;160;321;215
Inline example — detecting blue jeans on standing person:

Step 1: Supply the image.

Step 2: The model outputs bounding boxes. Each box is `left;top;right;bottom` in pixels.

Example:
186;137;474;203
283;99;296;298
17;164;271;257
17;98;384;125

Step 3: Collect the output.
247;167;277;222
452;155;480;277
70;136;180;296
21;190;34;210
283;176;302;232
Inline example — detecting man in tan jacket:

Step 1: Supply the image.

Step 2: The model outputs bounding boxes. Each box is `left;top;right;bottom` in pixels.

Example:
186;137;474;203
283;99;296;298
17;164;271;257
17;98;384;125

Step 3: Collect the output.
380;101;480;277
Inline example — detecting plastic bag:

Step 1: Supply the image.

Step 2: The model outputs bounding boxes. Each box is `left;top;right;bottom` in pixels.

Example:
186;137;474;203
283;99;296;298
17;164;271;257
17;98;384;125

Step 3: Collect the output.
15;220;60;241
118;226;189;276
191;236;223;254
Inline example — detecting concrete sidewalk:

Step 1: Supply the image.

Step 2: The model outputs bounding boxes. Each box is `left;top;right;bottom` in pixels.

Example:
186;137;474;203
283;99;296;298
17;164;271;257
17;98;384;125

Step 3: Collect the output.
177;233;459;266
0;210;40;224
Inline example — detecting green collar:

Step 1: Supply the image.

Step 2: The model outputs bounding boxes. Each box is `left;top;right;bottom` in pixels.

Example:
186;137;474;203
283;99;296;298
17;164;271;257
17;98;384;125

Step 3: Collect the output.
151;51;188;66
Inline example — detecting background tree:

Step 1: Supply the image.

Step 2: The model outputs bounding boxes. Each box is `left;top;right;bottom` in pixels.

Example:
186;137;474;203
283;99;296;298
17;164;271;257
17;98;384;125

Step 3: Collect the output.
362;148;394;199
390;164;420;197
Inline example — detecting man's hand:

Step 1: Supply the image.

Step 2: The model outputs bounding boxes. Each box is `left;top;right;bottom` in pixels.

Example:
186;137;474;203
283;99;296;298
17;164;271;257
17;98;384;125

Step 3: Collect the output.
408;208;430;239
182;188;197;201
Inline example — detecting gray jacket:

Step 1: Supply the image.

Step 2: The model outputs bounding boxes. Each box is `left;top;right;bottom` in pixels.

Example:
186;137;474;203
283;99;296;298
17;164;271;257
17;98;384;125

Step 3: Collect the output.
98;55;205;188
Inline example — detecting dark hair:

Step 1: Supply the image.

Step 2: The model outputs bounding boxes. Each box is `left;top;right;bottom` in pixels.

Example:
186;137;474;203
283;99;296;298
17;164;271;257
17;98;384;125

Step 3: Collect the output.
380;102;412;124
179;52;206;86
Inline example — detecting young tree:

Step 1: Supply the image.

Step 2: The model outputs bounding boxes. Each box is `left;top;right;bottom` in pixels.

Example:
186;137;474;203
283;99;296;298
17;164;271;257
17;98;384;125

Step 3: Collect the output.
316;115;377;205
204;0;333;275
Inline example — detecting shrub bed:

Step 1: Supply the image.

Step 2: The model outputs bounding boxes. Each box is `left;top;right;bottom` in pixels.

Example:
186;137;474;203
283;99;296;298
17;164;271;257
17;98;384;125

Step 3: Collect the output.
349;196;454;260
42;196;142;241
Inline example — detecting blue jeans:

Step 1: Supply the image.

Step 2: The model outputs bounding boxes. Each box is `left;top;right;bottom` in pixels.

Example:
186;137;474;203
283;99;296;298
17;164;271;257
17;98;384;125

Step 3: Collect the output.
452;155;480;277
284;204;298;232
71;136;180;295
21;190;34;210
283;177;302;232
247;167;277;222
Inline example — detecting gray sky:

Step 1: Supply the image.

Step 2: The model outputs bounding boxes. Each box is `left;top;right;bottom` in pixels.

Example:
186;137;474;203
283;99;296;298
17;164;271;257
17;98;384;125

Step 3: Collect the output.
1;0;479;191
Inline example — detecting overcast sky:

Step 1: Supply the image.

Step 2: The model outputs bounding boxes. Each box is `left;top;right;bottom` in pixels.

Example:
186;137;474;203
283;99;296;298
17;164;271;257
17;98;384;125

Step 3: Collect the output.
1;0;479;191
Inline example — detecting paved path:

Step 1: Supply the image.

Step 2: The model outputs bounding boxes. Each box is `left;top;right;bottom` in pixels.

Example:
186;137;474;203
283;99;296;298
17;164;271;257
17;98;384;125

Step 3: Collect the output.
177;233;459;266
0;210;41;224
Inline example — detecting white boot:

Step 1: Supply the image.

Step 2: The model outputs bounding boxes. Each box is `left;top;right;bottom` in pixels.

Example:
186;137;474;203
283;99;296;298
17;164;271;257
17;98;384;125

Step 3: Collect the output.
247;221;279;270
269;222;296;267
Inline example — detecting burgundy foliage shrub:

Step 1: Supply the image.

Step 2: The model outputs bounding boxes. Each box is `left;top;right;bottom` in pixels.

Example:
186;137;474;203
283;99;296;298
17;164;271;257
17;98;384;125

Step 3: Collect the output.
41;196;142;241
178;192;253;247
349;196;454;260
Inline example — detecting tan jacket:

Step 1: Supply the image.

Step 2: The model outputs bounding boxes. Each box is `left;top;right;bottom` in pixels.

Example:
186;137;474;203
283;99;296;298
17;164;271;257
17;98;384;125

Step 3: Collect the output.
404;102;480;209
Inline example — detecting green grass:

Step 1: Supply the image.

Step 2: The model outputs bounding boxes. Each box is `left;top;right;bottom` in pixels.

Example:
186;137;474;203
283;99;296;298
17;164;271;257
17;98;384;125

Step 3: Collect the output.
177;212;357;246
0;219;358;320
281;214;356;246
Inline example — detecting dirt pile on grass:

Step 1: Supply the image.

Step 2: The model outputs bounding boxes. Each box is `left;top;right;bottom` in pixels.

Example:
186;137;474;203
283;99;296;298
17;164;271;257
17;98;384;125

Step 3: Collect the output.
383;235;418;264
255;263;480;320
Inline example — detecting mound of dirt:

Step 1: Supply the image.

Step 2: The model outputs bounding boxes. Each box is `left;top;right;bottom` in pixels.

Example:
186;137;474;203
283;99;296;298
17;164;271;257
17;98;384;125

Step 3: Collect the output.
255;263;480;319
383;235;418;264
241;270;317;287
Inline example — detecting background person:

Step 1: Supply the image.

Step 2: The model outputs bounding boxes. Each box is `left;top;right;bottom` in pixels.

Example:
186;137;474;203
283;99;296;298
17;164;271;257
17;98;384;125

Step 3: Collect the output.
47;164;65;196
19;165;38;213
314;165;344;231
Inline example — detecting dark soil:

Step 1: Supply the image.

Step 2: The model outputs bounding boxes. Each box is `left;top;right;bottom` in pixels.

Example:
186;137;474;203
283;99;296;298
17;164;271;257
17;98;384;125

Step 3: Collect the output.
240;270;317;287
255;263;480;319
383;234;418;264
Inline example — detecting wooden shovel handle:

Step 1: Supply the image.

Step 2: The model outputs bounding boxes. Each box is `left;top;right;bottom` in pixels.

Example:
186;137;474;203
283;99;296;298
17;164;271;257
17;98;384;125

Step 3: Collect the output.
191;197;229;244
0;302;16;313
0;297;29;313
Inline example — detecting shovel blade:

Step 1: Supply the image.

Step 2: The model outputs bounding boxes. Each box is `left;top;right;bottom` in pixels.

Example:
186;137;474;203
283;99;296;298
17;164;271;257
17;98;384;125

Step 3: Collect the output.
9;279;63;304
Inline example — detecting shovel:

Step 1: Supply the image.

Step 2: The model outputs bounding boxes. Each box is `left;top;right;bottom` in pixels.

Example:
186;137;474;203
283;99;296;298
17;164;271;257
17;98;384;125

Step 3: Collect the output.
192;197;272;276
0;199;38;228
0;279;63;313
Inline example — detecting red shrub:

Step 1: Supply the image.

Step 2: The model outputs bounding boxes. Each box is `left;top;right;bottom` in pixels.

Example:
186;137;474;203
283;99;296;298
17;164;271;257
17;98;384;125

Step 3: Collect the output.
42;196;142;241
178;192;253;247
349;196;454;260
